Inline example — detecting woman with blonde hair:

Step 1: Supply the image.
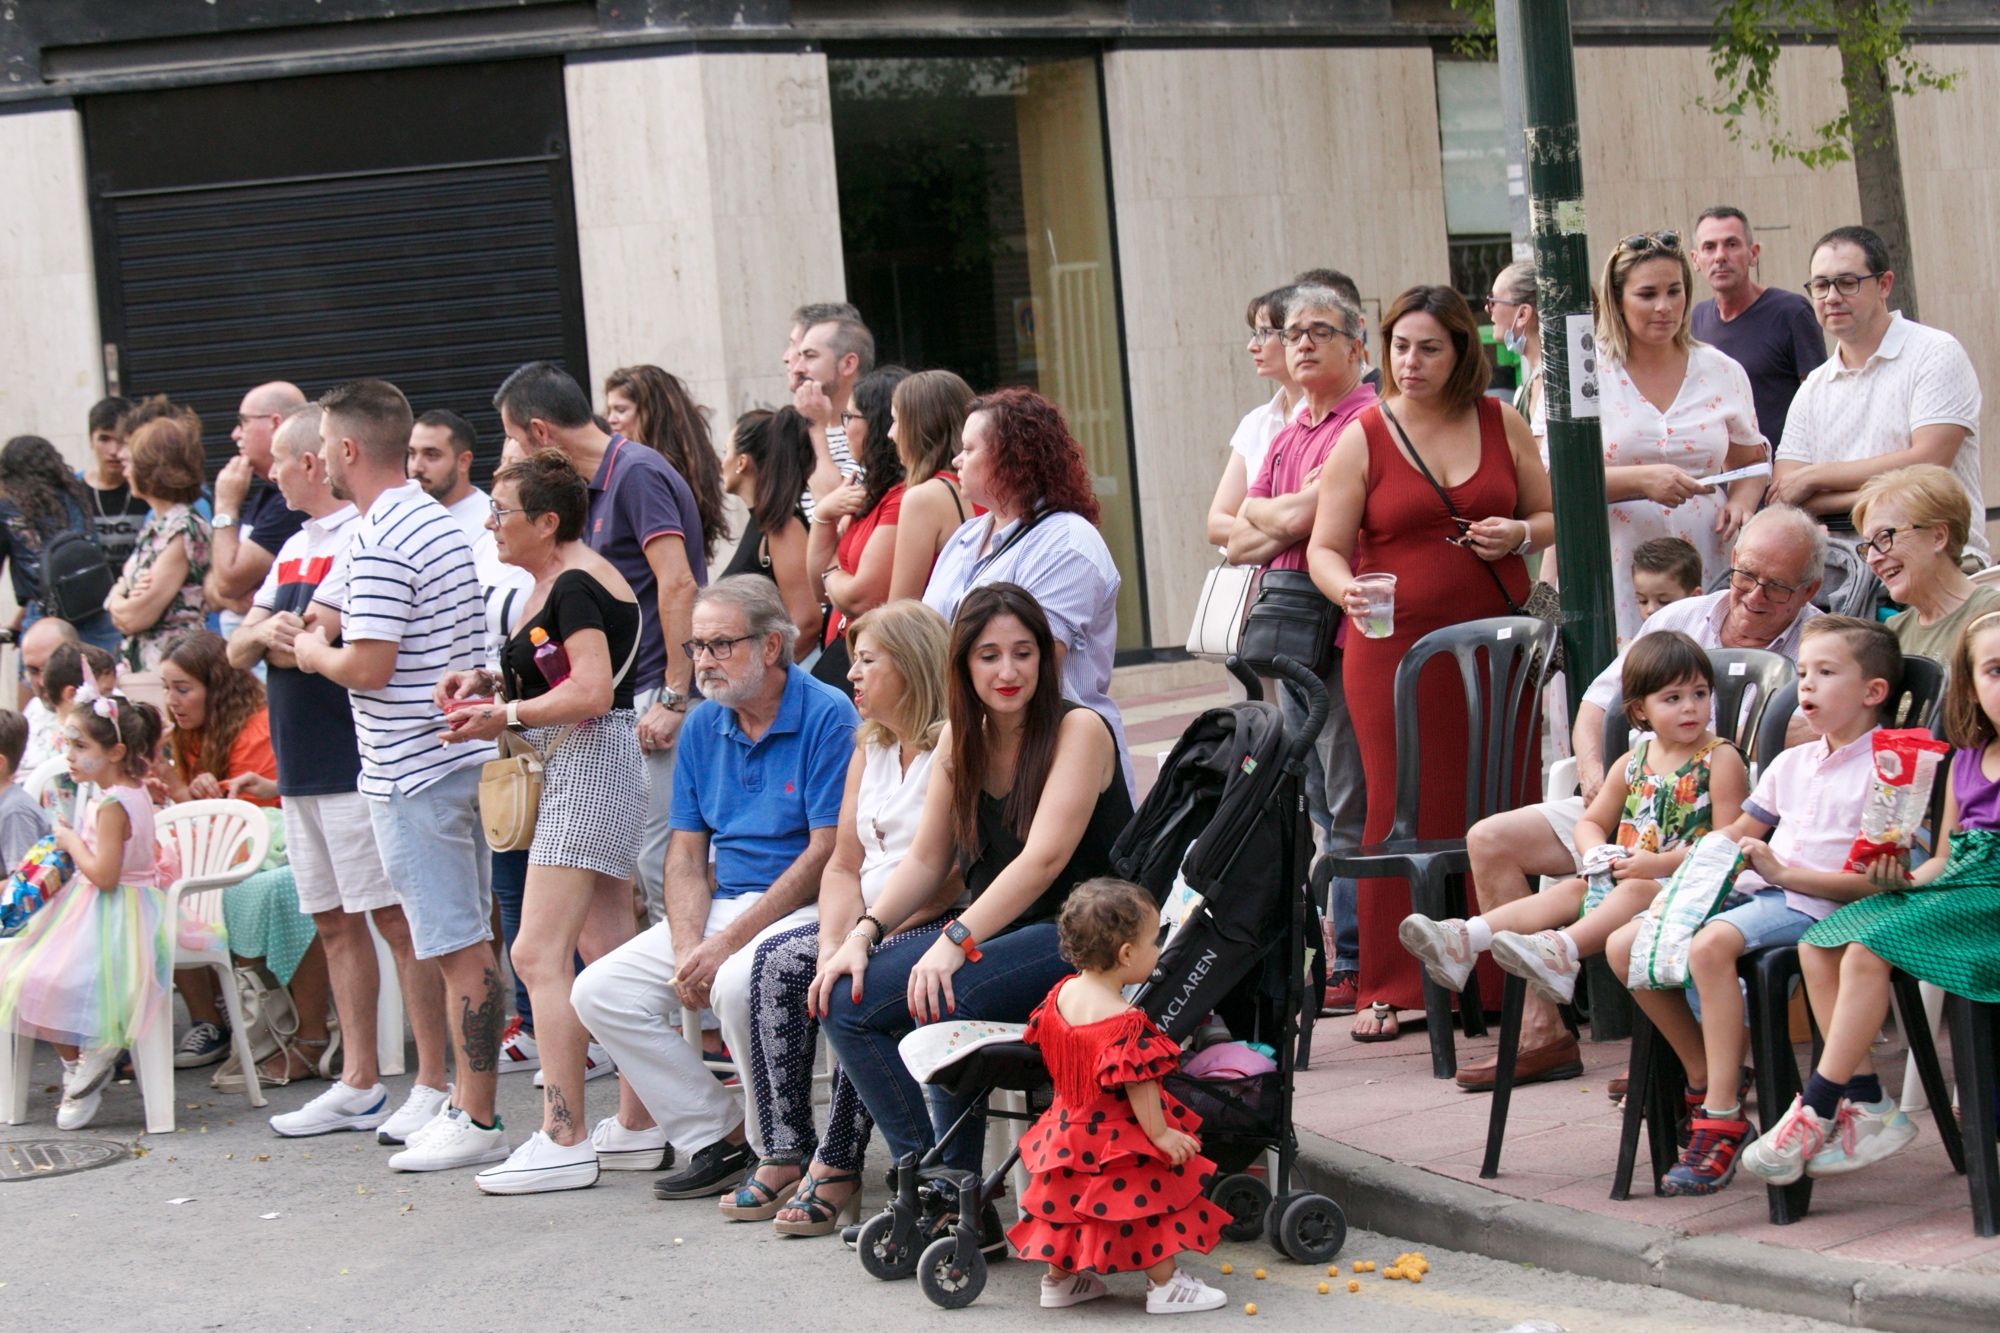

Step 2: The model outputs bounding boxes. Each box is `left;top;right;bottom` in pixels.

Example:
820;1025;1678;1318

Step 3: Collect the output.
1487;262;1543;441
1590;230;1767;641
1851;463;2000;663
724;598;962;1234
885;370;980;601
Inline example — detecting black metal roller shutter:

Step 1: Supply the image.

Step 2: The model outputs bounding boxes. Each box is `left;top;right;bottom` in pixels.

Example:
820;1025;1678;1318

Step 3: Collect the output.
85;59;587;485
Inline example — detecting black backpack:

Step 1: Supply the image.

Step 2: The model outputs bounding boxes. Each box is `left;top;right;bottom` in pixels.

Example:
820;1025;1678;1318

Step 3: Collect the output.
40;525;117;623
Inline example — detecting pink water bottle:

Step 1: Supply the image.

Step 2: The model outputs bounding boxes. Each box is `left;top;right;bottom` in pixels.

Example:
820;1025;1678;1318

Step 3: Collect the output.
530;626;570;688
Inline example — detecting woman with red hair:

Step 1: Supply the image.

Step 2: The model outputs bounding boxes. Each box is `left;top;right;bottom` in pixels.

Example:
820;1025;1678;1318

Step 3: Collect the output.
921;387;1130;792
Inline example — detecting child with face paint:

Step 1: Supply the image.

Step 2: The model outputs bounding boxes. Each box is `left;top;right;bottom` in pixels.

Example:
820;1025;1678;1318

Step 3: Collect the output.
0;685;167;1130
29;643;124;827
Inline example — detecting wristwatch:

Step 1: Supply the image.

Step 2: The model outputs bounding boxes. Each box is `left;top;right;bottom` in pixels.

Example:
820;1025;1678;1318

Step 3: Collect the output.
943;919;982;963
1514;524;1534;557
211;512;238;530
660;685;690;713
505;700;521;728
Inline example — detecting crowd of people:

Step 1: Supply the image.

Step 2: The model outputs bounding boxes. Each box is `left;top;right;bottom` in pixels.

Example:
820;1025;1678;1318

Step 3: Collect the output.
0;207;1993;1307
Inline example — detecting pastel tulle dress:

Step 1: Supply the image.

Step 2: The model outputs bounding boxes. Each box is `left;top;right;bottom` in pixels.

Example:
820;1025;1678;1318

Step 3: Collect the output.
1007;977;1224;1274
0;784;173;1048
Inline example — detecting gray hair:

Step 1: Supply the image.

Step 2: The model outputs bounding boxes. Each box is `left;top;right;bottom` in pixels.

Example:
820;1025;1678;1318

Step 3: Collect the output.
273;403;323;460
1284;284;1364;339
1494;261;1537;306
1738;503;1827;586
697;574;799;661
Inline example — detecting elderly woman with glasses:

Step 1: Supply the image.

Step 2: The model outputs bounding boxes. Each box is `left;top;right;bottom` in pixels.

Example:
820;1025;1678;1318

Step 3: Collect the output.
1588;229;1769;643
1851;464;2000;665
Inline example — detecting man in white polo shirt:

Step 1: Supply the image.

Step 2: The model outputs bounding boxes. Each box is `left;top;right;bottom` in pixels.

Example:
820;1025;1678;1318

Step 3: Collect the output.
286;379;502;1173
1771;224;1986;563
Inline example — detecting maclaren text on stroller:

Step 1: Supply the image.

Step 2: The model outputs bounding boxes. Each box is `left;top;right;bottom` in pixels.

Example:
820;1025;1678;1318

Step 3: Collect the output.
855;654;1346;1309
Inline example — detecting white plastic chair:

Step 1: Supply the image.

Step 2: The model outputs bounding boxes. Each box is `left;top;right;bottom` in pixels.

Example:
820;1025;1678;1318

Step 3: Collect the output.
23;754;69;804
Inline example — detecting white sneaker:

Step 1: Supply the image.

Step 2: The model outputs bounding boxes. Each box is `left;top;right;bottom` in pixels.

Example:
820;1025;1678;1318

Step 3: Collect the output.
476;1131;601;1195
270;1082;393;1138
1041;1271;1108;1308
1808;1098;1919;1176
532;1044;614;1088
1398;915;1477;991
591;1115;672;1171
1146;1268;1227;1314
496;1019;540;1075
66;1046;120;1099
1741;1095;1829;1186
377;1083;452;1146
1490;929;1582;1006
387;1106;508;1172
55;1058;102;1131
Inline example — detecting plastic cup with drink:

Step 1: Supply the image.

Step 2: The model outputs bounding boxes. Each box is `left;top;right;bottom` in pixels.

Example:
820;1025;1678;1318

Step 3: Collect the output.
1350;573;1397;639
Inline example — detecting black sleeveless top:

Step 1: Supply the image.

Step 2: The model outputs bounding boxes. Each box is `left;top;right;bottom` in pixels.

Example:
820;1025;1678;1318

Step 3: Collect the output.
500;569;642;710
959;703;1134;932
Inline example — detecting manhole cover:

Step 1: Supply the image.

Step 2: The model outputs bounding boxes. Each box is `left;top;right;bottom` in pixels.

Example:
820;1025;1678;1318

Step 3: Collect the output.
0;1138;130;1180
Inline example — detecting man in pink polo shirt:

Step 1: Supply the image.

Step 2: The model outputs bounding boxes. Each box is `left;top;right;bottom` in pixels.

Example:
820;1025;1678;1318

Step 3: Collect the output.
1226;283;1378;1008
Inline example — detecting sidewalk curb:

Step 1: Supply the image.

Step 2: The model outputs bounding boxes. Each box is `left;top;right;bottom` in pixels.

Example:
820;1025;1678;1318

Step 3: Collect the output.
1292;1129;2000;1332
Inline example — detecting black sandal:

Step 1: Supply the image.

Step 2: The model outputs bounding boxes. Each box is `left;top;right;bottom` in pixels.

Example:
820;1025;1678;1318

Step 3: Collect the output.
1351;1000;1402;1044
718;1158;801;1221
771;1169;863;1237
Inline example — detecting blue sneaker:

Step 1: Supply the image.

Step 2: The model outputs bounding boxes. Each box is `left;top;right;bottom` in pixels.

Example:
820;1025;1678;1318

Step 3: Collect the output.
173;1021;229;1068
1808;1099;1917;1177
1660;1113;1748;1195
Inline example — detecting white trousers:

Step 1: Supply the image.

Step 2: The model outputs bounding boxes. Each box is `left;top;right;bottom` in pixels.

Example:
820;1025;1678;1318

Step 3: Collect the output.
571;892;813;1156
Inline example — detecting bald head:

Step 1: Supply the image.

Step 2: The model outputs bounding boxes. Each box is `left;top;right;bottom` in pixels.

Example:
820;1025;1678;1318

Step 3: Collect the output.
234;381;307;474
19;616;78;693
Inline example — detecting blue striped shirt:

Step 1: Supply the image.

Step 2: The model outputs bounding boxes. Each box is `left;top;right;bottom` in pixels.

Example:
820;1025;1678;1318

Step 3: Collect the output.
315;482;485;797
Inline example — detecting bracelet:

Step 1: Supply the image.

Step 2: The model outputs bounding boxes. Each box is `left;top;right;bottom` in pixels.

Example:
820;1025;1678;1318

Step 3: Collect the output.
857;911;886;945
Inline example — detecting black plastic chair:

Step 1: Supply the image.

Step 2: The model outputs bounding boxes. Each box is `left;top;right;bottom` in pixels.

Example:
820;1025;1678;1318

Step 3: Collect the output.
1481;646;1794;1177
1886;653;1946;731
1323;615;1556;1080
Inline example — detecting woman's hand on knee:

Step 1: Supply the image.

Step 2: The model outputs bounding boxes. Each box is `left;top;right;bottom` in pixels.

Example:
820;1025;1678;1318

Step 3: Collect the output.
809;939;869;1017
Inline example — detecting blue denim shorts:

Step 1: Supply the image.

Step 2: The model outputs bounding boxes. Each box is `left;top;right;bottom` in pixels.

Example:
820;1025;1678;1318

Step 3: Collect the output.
367;763;492;960
1707;888;1817;952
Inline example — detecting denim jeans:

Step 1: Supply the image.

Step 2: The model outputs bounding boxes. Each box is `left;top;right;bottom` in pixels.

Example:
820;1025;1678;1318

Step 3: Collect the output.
822;921;1072;1172
1280;677;1362;974
490;849;533;1029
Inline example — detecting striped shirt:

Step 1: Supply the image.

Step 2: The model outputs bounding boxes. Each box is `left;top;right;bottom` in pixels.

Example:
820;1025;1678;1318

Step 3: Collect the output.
315;482;485;798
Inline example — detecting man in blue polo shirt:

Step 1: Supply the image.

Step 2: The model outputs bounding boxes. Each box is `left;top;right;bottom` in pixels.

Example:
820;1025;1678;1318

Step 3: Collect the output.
572;576;855;1194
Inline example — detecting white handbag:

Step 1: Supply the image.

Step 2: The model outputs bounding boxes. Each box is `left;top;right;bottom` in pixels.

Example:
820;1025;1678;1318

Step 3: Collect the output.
1184;554;1259;660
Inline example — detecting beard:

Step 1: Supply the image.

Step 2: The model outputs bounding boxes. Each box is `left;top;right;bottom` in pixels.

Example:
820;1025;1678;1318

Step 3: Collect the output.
700;657;766;709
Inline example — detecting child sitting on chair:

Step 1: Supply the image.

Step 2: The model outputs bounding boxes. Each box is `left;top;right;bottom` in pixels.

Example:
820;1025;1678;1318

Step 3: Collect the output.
1009;878;1228;1315
1606;615;1899;1196
1400;630;1749;1015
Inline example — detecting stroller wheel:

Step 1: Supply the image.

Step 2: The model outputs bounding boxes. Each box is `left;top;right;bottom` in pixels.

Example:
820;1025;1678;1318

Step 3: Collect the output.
1209;1173;1272;1243
856;1209;921;1281
1273;1192;1347;1264
918;1234;987;1309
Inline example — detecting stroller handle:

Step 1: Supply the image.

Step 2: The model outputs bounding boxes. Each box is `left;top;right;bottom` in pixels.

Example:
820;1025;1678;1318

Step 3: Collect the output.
1258;653;1329;770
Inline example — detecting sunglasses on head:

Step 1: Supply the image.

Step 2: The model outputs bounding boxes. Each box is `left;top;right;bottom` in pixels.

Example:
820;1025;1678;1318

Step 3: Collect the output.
1619;230;1682;256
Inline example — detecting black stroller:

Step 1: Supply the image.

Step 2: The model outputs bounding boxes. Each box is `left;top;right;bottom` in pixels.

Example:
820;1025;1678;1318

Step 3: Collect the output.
854;655;1346;1309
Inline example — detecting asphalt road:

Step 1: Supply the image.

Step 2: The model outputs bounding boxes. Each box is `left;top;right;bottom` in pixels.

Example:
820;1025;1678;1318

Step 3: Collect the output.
2;1052;1874;1332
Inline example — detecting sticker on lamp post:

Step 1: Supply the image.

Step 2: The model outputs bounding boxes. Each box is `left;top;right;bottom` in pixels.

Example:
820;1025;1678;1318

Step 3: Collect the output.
1564;313;1599;420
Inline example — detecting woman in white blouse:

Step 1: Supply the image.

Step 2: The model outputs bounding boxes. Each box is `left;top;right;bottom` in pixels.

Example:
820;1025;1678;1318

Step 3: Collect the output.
1592;230;1767;641
724;599;961;1236
1205;285;1303;544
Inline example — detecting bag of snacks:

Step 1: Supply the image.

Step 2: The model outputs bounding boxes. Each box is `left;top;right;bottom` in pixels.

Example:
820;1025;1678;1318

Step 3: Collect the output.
1579;842;1631;915
0;834;74;935
1843;728;1951;871
1626;832;1744;990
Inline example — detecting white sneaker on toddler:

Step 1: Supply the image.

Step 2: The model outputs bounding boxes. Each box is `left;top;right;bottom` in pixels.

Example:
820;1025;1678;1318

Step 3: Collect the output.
1398;915;1476;991
1146;1268;1226;1314
1809;1098;1918;1176
1490;929;1581;1006
1040;1271;1107;1308
1741;1095;1828;1185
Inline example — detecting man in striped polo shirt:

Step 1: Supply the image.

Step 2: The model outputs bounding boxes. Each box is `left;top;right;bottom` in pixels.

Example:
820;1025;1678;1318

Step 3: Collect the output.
288;379;507;1174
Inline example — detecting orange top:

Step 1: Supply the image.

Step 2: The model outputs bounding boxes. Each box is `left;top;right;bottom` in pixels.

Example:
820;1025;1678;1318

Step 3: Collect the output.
171;708;280;807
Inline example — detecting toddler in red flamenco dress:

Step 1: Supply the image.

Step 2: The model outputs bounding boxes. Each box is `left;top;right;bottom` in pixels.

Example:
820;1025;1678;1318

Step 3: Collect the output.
1008;878;1228;1315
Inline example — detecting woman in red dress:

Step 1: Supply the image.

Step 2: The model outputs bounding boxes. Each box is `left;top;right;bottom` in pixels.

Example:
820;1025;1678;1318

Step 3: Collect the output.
1307;285;1554;1043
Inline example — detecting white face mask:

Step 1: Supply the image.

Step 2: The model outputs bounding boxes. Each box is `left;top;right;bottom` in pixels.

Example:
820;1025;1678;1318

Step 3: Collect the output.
1500;325;1529;357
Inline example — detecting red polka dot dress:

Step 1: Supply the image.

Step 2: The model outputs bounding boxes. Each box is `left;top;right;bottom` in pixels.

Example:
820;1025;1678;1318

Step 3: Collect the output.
1007;977;1223;1274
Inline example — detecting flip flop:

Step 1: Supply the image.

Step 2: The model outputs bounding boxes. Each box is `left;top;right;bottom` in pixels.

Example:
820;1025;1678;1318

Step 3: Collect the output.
1351;1000;1401;1043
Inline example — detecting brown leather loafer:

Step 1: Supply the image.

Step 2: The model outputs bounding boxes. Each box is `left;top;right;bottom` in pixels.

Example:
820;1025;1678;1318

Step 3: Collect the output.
1454;1034;1584;1091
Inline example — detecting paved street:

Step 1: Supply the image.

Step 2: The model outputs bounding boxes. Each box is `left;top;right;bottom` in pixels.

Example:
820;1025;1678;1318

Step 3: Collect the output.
5;1050;1869;1332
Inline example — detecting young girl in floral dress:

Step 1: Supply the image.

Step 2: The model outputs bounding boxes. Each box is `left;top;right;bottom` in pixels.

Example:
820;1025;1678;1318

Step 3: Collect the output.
1008;878;1228;1315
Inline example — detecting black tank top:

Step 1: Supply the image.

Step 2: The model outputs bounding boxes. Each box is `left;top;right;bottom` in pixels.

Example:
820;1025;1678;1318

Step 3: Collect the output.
960;702;1134;932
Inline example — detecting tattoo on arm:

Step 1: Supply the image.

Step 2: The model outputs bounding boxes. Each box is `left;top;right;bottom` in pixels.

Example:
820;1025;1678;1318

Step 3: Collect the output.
459;965;505;1073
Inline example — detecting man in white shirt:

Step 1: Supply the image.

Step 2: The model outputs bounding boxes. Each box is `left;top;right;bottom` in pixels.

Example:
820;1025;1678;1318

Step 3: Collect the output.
1771;225;1986;563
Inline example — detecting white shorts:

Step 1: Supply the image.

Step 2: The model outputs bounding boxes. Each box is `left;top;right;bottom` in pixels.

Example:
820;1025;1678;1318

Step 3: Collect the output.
1535;794;1587;874
285;791;400;915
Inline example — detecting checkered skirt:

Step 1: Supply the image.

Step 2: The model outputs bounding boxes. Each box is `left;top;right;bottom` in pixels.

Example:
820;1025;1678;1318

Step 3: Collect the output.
524;709;645;879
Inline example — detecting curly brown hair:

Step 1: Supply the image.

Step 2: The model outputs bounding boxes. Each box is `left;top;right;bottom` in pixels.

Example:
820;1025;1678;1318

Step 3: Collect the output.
162;631;266;784
605;365;726;563
965;388;1100;524
1057;878;1155;972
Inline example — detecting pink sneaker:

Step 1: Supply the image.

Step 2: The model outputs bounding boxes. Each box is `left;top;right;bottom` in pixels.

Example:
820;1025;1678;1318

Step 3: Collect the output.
1490;929;1581;1005
1397;914;1476;991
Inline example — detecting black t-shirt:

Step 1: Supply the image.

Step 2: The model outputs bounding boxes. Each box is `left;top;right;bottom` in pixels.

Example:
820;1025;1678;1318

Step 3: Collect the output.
261;528;364;797
86;482;148;568
1690;288;1828;448
501;569;642;710
241;482;306;557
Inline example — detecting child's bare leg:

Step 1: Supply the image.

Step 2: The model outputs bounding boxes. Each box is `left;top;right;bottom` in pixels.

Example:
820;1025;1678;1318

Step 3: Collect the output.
1609;920;1709;1091
1481;878;1586;936
55;1043;78;1060
1564;878;1659;957
1144;1259;1177;1285
1687;922;1749;1107
1812;944;1889;1086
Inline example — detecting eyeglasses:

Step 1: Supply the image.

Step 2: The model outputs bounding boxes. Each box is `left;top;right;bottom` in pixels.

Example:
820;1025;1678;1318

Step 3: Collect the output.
683;634;756;662
1727;567;1804;604
1280;322;1355;348
1804;273;1882;302
487;503;537;523
1249;326;1279;343
840;411;866;427
1854;524;1930;559
1619;230;1682;255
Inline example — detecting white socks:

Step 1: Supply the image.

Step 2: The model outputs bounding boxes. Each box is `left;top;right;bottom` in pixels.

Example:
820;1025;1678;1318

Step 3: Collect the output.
1556;931;1581;965
1465;918;1495;954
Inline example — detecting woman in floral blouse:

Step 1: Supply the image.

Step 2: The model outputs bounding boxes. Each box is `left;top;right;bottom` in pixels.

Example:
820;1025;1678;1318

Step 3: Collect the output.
107;405;211;671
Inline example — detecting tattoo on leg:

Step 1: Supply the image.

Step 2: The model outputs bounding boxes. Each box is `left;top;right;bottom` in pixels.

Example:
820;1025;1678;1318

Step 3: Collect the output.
459;965;504;1073
546;1081;575;1134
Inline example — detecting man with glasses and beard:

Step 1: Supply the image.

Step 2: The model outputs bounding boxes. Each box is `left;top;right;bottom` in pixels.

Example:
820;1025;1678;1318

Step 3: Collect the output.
1771;225;1986;565
571;576;856;1197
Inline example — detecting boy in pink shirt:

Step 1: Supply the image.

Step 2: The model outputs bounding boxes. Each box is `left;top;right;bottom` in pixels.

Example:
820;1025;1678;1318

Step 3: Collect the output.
1606;615;1899;1196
